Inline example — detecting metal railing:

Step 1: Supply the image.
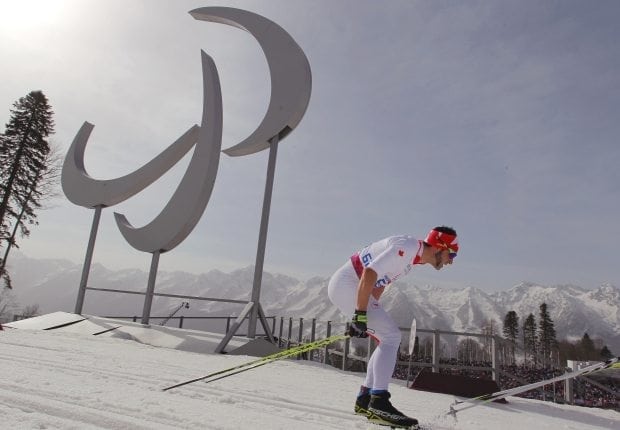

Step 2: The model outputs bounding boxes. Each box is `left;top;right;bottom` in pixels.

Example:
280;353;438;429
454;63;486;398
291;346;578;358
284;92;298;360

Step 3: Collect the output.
103;314;278;337
104;314;503;376
84;313;617;407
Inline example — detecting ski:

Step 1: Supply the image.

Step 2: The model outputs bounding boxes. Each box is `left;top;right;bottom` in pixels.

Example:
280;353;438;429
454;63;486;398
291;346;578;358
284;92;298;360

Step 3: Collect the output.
368;422;420;429
448;356;619;415
163;333;349;391
368;420;447;430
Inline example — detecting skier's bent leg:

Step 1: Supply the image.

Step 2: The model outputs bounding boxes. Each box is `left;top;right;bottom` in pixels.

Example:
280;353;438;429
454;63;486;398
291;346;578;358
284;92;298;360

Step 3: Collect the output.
366;299;401;391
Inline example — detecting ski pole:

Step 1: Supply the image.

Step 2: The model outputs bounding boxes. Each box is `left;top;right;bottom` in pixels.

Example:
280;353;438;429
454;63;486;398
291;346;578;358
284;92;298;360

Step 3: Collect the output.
163;333;349;391
448;356;619;416
405;318;416;386
196;355;274;385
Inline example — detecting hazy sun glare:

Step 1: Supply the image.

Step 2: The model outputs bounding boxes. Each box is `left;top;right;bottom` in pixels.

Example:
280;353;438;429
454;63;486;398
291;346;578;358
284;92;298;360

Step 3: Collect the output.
0;0;68;33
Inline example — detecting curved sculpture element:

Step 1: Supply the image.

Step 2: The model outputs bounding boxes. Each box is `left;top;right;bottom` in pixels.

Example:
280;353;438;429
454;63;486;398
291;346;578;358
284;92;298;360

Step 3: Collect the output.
190;7;312;157
113;51;223;252
61;123;199;209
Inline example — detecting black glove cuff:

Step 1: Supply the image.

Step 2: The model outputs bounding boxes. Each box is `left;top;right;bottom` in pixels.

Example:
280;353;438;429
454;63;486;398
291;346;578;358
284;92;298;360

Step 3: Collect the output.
352;310;368;323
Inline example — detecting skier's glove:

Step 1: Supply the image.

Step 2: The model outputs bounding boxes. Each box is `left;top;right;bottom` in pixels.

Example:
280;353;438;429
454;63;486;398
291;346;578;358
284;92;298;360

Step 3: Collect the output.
347;310;368;338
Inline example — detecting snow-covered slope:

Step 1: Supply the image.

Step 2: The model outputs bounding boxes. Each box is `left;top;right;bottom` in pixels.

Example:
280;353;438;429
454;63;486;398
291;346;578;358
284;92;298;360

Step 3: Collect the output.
1;327;618;429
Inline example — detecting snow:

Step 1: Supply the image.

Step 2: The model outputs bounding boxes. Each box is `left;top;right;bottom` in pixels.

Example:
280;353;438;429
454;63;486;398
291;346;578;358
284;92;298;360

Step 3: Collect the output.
1;323;619;430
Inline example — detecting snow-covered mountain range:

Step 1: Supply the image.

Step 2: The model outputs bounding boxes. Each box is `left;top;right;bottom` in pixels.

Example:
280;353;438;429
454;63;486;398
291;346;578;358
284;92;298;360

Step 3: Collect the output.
6;253;619;353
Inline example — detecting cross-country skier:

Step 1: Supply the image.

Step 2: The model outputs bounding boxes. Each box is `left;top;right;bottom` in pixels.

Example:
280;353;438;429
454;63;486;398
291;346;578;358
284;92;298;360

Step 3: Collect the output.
327;226;458;428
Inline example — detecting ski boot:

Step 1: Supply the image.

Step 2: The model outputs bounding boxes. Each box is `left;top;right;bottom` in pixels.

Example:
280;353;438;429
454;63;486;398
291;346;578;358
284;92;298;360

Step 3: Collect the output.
367;391;419;429
354;391;371;416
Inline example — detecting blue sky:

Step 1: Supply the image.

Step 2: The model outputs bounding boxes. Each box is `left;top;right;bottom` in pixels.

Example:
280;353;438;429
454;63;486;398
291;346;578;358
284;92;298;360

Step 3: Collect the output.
1;0;619;291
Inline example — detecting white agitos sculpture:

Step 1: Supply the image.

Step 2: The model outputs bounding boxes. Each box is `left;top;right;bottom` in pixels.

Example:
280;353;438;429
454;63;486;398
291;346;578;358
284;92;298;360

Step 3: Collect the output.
189;7;312;345
190;7;311;156
63;51;222;253
62;7;312;334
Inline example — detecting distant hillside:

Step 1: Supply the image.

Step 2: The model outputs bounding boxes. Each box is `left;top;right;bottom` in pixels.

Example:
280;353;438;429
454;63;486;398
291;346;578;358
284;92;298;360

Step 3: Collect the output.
6;252;619;353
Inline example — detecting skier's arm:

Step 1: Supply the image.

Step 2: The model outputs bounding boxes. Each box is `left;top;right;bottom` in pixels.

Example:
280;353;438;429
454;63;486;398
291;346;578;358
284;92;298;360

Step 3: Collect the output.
356;267;377;311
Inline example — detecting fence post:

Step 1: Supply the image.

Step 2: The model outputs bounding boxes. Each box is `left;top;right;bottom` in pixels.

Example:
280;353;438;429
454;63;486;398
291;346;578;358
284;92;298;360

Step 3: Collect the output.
324;321;331;365
309;318;316;361
491;336;500;381
278;317;284;348
432;330;440;373
564;370;574;404
342;336;350;371
297;318;304;359
287;317;293;349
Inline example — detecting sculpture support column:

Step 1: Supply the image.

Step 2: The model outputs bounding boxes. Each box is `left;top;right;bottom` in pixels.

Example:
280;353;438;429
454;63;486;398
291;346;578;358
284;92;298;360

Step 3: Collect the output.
141;251;161;325
74;205;102;314
247;135;279;338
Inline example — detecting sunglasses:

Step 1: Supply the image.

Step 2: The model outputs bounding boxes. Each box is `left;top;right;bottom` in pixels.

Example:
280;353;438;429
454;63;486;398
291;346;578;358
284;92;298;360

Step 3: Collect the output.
436;248;457;259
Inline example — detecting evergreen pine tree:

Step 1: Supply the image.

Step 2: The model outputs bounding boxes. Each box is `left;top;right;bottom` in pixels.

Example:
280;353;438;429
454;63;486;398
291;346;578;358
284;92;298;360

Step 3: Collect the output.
481;318;498;361
523;313;537;365
0;91;55;288
599;345;614;360
579;332;597;360
458;338;482;362
538;303;557;367
502;310;519;364
557;338;578;364
0;145;61;279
